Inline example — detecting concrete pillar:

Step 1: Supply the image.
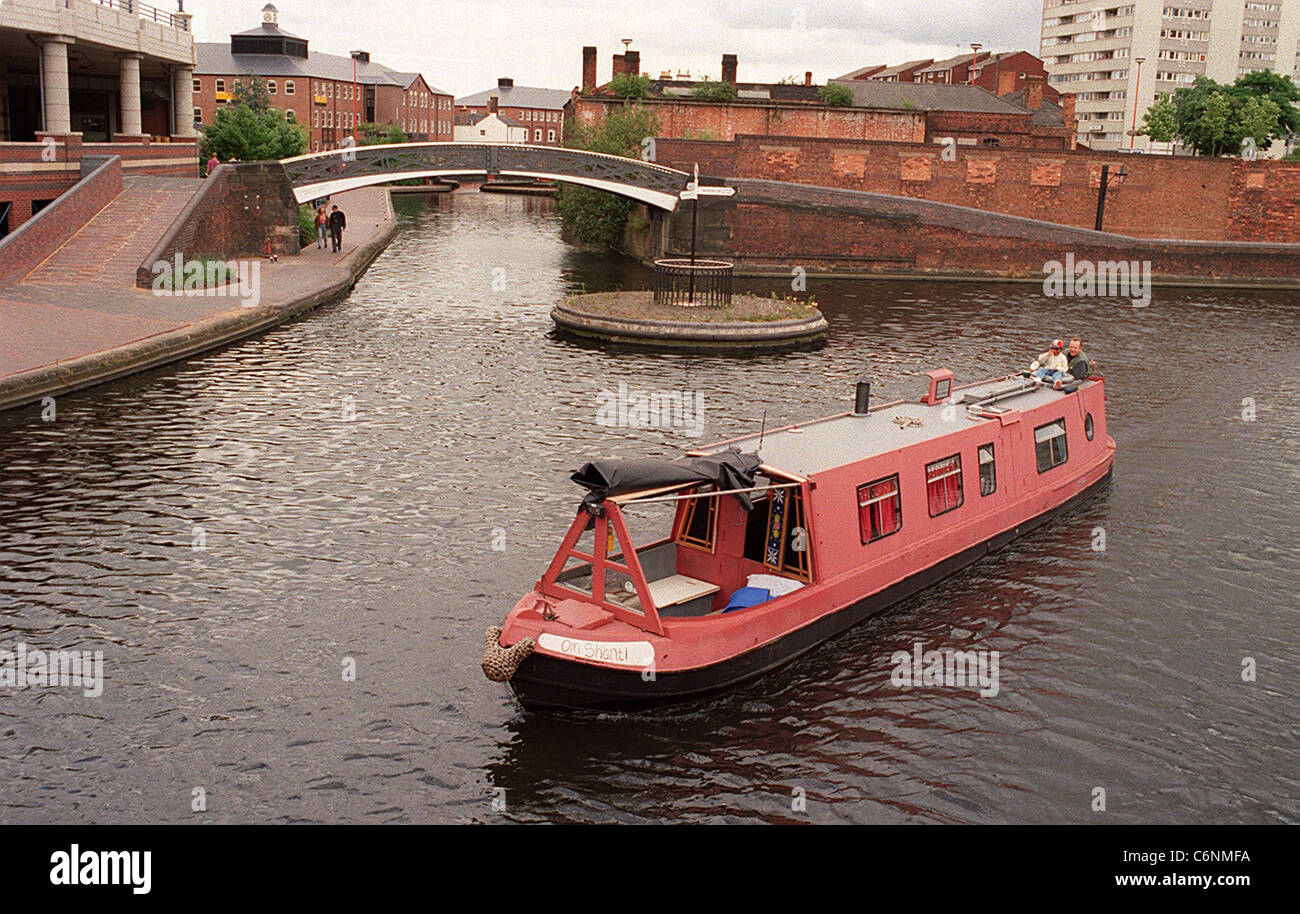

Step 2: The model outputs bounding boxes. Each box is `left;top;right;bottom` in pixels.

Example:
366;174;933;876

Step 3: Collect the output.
41;37;74;136
118;55;143;137
172;67;197;137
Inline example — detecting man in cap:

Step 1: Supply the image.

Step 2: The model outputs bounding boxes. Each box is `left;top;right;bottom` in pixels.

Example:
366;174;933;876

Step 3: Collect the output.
1031;339;1070;385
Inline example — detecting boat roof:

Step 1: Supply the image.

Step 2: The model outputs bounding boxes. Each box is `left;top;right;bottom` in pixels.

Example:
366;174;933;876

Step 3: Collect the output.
693;376;1091;478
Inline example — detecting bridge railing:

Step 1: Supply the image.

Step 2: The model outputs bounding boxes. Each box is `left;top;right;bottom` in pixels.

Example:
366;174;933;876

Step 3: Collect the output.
652;259;734;308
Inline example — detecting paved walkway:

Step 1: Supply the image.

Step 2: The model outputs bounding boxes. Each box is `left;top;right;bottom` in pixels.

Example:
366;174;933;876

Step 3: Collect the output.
0;183;395;405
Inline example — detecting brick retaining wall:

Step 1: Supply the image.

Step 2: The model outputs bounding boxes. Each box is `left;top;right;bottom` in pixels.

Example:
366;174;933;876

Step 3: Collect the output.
0;155;122;286
655;136;1299;244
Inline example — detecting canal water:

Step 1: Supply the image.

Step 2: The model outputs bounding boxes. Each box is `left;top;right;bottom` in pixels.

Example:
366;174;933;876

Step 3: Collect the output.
0;192;1295;824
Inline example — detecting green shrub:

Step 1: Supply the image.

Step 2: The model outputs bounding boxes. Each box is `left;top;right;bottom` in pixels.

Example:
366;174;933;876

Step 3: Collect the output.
819;84;854;107
555;105;661;246
152;255;237;291
299;204;318;247
692;79;738;102
609;73;653;100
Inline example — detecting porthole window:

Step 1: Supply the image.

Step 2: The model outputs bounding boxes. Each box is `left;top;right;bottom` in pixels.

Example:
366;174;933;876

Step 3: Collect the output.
1085;413;1095;441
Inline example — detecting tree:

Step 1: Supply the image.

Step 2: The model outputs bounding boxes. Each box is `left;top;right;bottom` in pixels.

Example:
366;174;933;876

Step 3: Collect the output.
231;75;272;112
692;79;738;102
200;100;306;162
1141;74;1293;155
555;104;661;246
819;83;854;107
356;122;410;146
1231;70;1300;137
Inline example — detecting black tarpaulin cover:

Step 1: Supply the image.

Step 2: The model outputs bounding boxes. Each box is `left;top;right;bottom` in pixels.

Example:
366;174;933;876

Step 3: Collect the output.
571;449;764;510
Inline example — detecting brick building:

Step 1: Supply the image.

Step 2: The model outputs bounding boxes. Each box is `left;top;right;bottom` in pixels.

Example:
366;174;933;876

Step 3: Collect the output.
454;79;570;146
0;0;199;235
839;50;1060;102
571;46;1075;150
193;5;452;152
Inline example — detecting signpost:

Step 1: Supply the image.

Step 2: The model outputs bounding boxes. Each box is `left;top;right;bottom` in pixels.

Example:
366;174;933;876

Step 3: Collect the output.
679;163;735;304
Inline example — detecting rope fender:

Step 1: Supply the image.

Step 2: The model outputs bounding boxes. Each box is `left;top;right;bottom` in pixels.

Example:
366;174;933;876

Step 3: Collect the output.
481;626;535;682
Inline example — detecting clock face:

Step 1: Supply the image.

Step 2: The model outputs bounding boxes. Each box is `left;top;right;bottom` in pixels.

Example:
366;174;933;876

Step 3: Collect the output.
264;12;274;21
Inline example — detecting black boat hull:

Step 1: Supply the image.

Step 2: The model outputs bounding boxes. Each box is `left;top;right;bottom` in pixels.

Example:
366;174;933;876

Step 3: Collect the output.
509;466;1112;711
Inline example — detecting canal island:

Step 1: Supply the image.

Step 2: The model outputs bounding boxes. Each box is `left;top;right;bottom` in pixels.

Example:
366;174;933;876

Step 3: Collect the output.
484;368;1116;710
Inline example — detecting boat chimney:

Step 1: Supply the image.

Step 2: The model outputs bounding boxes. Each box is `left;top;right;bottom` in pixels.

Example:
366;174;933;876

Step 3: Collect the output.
853;376;871;416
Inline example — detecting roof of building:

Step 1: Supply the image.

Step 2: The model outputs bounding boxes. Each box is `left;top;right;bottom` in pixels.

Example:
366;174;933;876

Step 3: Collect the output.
1002;88;1066;127
648;79;822;102
195;43;450;95
916;52;987;75
870;58;934;80
697;376;1085;477
455;85;572;110
835;65;887;80
232;21;305;40
828;79;1027;114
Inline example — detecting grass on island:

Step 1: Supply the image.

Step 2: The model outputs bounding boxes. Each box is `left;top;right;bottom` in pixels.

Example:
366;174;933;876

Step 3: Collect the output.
564;290;820;323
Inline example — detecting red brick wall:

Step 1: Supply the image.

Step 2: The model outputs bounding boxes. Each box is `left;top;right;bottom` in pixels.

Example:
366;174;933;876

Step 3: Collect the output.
135;161;300;286
1;139;197;231
0;156;122;286
655;135;1300;243
656;178;1299;282
574;96;926;143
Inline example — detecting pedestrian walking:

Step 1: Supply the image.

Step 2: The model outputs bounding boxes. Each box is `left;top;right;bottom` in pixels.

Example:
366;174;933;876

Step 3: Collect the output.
328;205;346;253
206;153;219;177
315;206;329;250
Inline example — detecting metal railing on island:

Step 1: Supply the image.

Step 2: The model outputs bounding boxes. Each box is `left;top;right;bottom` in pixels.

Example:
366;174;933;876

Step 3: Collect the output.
652;258;734;308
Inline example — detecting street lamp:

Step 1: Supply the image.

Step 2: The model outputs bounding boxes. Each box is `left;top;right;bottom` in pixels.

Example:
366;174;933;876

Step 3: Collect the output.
1095;163;1128;231
1129;57;1145;150
969;44;982;85
350;50;364;137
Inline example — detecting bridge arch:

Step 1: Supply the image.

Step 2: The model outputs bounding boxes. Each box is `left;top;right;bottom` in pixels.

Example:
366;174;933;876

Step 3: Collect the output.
282;142;690;210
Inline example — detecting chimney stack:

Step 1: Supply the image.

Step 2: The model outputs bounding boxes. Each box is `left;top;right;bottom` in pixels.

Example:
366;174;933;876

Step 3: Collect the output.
804;71;813;86
625;50;640;77
582;46;597;91
721;53;738;84
1026;74;1044;110
997;69;1019;98
1060;92;1077;146
488;94;498;114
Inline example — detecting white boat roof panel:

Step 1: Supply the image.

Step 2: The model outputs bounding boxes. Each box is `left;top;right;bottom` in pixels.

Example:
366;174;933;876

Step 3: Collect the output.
696;377;1089;478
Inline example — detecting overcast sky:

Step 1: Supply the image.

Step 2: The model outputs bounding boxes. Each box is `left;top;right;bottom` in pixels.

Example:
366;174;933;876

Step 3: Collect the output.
188;0;1044;98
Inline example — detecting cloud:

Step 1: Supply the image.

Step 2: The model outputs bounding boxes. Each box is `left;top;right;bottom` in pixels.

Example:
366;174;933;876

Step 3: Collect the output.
188;0;1042;97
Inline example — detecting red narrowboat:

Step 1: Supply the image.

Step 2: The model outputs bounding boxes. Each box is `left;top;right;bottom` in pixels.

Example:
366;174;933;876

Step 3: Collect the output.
483;369;1116;710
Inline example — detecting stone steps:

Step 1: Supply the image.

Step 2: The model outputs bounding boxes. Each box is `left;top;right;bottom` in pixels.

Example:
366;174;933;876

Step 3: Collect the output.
22;176;205;287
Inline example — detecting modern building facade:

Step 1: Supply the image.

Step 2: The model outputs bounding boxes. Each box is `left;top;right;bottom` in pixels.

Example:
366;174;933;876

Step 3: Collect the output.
194;5;453;152
455;79;570;146
0;0;199;234
1041;0;1300;150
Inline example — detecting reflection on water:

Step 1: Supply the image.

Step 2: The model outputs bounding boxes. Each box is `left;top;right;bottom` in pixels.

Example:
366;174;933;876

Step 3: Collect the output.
0;191;1295;824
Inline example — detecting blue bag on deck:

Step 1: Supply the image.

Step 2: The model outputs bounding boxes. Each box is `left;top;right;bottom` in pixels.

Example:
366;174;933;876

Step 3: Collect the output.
722;587;770;613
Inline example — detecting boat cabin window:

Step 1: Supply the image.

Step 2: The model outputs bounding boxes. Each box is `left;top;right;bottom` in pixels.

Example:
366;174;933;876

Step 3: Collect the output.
858;474;902;543
1085;412;1095;441
676;487;718;553
762;485;810;581
743;494;770;563
978;444;996;496
926;454;964;517
1035;419;1069;472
